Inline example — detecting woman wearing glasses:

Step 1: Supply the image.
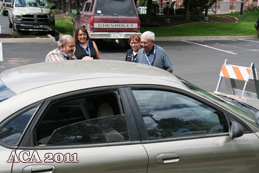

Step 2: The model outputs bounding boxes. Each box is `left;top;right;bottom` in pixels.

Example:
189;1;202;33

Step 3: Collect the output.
125;34;141;62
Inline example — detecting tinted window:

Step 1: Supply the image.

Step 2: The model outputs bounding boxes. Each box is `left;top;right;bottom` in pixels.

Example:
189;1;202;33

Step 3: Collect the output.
0;107;38;145
84;2;91;12
36;90;129;146
179;77;258;123
95;0;137;16
5;0;12;2
133;90;228;140
0;79;16;103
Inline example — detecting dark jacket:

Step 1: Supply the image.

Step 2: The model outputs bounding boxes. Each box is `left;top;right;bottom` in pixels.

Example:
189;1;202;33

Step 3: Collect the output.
75;39;97;59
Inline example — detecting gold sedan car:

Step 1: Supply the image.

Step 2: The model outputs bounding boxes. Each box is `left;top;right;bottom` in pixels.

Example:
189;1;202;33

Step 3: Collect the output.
1;60;259;173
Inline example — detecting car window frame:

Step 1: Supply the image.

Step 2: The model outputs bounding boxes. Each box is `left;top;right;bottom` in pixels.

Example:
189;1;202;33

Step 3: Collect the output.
124;85;253;143
0;101;43;149
18;86;141;150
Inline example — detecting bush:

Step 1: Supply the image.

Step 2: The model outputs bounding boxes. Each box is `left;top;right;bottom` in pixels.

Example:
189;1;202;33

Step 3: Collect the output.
11;31;20;38
163;7;174;15
175;8;185;15
141;22;161;27
191;8;203;21
244;6;259;12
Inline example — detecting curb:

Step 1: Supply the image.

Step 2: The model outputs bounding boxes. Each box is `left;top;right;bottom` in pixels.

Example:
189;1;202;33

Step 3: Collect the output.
0;34;56;43
156;35;257;41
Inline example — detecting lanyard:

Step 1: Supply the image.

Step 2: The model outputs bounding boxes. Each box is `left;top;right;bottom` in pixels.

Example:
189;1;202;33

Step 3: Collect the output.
143;45;156;66
79;42;91;57
131;53;138;62
57;48;68;60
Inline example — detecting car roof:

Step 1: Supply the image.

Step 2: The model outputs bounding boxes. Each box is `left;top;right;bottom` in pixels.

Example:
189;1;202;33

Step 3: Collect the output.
0;60;182;94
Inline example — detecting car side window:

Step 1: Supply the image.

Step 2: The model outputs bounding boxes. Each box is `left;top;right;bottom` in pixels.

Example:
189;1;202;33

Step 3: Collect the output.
84;2;91;12
0;106;39;145
132;90;228;140
36;90;129;146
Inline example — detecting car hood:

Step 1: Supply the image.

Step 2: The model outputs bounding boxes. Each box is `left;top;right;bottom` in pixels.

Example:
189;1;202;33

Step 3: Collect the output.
215;93;259;110
14;7;50;15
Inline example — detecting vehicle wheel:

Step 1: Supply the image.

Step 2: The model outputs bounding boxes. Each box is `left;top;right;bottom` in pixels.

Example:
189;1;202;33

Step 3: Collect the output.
12;22;16;31
8;19;12;28
257;29;259;38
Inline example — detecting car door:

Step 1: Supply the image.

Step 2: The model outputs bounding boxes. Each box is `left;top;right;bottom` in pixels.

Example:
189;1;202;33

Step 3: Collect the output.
0;104;41;173
127;86;259;173
74;0;95;33
10;87;148;173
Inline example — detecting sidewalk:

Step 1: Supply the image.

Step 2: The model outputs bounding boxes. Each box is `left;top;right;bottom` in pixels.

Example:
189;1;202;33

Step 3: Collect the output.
0;34;256;43
0;34;56;43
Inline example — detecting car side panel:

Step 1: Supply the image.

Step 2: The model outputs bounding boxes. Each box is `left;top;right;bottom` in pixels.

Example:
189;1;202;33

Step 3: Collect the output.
12;145;148;173
0;146;14;172
144;134;259;172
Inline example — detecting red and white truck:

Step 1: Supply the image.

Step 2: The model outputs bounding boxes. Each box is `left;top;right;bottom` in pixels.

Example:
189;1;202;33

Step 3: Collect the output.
72;0;141;44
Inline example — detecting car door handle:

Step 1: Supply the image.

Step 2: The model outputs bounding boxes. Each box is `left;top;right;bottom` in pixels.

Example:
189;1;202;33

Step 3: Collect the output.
23;165;55;173
156;153;181;164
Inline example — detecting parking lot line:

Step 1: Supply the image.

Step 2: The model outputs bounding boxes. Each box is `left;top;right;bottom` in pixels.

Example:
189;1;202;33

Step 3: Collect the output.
0;42;3;61
239;39;259;43
181;40;237;55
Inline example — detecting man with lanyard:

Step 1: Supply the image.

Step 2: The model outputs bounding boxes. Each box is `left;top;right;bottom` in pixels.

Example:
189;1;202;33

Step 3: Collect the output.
135;31;173;73
45;35;77;62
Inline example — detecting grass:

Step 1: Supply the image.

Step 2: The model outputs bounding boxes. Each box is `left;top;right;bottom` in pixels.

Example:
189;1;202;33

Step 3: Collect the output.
55;17;73;36
55;12;259;37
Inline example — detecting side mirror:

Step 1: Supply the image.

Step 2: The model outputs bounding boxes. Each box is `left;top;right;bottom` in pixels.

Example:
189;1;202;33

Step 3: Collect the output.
50;5;56;9
229;121;244;139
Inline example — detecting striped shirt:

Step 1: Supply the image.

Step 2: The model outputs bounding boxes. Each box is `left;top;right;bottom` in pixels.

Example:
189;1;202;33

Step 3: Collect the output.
45;48;77;62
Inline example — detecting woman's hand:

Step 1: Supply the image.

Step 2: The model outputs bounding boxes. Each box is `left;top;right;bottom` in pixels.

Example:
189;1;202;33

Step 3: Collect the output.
82;56;93;60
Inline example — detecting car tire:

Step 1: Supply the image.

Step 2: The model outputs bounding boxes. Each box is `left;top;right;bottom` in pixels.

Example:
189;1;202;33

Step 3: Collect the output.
8;18;12;28
12;22;16;31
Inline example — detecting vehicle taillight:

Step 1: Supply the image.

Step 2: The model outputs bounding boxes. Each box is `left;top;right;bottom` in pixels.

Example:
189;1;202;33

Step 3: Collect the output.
138;18;140;28
3;3;5;6
90;17;94;29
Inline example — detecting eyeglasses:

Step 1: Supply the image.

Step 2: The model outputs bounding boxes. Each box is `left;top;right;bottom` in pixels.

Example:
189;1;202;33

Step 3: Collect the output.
130;42;140;45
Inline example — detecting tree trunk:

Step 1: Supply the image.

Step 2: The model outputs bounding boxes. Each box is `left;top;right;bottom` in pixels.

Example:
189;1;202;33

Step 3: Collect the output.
75;0;79;9
57;0;61;10
67;0;71;12
61;0;65;12
184;0;190;21
146;0;152;23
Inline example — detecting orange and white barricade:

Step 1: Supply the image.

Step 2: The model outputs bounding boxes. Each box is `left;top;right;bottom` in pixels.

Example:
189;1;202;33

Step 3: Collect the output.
215;59;259;98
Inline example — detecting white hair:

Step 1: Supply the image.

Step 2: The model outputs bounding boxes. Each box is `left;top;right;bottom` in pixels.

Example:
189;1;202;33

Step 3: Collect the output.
141;31;155;41
57;35;74;48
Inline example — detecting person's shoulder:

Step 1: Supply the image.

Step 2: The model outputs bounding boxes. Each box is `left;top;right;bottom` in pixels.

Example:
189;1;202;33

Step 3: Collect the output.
47;48;59;55
155;44;164;51
127;48;133;54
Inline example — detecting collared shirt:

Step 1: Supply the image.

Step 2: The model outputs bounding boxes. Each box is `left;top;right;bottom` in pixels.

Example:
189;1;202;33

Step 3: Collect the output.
45;48;77;62
136;44;173;72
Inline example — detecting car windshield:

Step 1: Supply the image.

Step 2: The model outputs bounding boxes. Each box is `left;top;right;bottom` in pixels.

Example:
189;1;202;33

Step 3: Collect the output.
95;0;137;16
0;79;16;103
177;76;259;124
15;0;48;8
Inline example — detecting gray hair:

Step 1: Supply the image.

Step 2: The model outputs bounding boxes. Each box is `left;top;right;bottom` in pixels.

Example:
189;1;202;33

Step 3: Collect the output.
57;35;74;48
141;31;155;42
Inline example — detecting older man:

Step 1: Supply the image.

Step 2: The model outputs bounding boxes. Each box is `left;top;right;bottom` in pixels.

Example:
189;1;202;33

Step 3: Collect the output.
45;35;77;62
136;31;173;73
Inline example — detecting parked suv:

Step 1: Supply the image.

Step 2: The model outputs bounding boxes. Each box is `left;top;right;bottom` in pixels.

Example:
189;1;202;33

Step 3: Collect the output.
8;0;55;33
73;0;141;44
0;0;11;16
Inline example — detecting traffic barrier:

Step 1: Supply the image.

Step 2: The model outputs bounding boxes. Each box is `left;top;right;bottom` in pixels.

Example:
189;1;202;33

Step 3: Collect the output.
215;59;259;98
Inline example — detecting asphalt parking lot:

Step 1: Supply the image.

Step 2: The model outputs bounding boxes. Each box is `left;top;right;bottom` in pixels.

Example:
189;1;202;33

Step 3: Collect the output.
0;38;259;94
